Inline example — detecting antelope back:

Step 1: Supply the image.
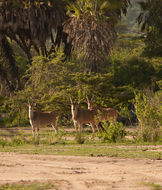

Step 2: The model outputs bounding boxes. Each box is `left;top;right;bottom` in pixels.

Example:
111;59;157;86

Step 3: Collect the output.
32;111;58;125
76;107;96;124
101;108;118;121
70;101;96;124
86;100;118;122
28;103;58;126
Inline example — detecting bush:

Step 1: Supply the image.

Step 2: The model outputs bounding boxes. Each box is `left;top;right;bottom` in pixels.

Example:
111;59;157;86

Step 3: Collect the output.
41;129;66;145
0;139;9;147
75;132;85;144
135;90;162;142
12;136;26;146
99;121;126;143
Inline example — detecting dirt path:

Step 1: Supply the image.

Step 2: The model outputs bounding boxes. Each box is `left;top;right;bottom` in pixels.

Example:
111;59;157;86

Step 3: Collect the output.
0;152;162;190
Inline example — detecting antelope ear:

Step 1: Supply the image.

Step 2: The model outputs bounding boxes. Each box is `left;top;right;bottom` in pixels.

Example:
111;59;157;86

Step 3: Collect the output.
86;95;89;102
69;97;73;103
27;99;32;106
24;102;28;106
91;95;95;102
78;98;81;104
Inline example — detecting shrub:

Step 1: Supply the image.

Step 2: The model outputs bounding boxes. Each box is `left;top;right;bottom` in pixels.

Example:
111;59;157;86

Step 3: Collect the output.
41;129;66;145
0;139;9;147
75;132;85;144
12;136;26;146
99;121;126;143
135;90;162;142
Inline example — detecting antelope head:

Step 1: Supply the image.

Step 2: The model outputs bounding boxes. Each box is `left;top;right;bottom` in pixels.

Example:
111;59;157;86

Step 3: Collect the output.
70;97;79;120
86;95;94;110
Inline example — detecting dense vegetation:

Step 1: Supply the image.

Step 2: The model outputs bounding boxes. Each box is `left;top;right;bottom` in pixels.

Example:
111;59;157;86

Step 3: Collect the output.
0;0;161;143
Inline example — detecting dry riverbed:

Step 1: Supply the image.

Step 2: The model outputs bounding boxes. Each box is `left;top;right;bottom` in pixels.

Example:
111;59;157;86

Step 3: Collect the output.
0;152;162;190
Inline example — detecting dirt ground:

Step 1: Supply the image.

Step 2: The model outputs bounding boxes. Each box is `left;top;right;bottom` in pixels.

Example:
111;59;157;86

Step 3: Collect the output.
0;152;162;190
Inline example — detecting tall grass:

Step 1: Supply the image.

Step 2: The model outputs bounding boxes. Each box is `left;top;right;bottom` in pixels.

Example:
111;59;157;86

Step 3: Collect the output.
135;90;162;142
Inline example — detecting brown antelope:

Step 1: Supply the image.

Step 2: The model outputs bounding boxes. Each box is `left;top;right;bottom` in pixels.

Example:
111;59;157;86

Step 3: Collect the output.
70;98;98;134
28;102;59;136
86;96;118;125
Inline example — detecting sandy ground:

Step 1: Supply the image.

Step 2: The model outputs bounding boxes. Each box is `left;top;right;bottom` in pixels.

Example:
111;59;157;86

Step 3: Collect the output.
0;152;162;190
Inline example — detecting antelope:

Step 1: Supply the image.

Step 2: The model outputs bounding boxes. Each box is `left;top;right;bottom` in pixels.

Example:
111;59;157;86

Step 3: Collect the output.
70;98;98;134
28;102;59;136
86;96;118;127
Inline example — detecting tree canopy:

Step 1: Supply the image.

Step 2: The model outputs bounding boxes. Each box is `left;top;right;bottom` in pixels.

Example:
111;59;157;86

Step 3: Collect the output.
0;0;131;77
138;0;162;56
0;0;161;128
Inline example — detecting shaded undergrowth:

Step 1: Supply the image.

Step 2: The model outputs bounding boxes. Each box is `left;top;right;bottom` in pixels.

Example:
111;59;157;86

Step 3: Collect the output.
0;126;162;160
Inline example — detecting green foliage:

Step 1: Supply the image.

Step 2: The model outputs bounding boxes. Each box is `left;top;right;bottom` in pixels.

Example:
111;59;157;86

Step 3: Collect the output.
135;90;162;142
114;58;155;88
2;93;29;126
8;47;132;126
109;36;156;90
1;33;161;128
143;182;162;190
41;129;66;145
3;48;77;126
119;0;141;34
99;121;126;143
12;136;26;146
0;139;9;148
138;0;162;56
23;47;78;105
15;55;29;78
118;104;133;123
0;126;162;158
108;36;161;105
11;130;28;146
0;182;56;190
75;132;85;144
67;0;130;20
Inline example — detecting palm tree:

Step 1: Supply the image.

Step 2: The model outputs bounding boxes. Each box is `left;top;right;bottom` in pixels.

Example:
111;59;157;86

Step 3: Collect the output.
64;0;131;72
0;0;131;73
137;0;162;56
0;0;131;93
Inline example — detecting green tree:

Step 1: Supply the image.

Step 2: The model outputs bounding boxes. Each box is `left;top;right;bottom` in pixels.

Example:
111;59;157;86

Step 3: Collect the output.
0;0;131;94
0;33;20;93
0;0;68;94
138;0;162;56
0;0;68;59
